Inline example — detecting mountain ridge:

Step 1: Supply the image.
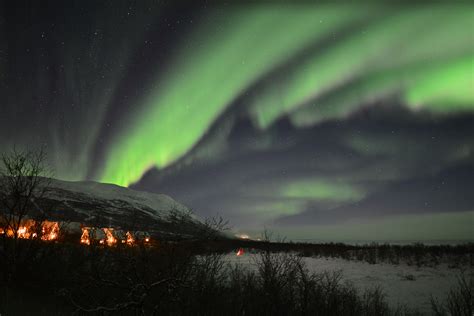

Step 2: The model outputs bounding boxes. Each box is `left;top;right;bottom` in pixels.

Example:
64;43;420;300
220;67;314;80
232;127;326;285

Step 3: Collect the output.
1;177;205;239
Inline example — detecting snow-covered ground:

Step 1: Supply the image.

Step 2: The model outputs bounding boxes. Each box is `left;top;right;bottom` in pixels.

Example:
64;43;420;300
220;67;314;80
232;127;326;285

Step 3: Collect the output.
45;178;190;220
224;252;469;314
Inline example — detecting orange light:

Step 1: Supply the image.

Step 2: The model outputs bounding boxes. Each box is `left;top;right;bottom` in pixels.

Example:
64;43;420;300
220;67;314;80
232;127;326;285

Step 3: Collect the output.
103;228;117;246
17;226;29;239
126;231;135;245
41;222;59;241
80;228;91;245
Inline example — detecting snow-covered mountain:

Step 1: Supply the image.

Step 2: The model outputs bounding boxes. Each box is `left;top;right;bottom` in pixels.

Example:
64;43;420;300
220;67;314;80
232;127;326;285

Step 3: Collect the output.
2;177;206;239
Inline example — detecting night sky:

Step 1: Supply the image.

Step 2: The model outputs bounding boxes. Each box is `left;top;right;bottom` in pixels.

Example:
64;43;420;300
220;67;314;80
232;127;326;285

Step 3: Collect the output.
1;1;473;241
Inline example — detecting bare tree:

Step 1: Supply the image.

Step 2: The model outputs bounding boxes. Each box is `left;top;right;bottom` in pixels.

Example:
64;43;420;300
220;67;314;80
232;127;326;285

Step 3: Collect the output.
201;214;231;240
166;207;230;240
0;147;51;279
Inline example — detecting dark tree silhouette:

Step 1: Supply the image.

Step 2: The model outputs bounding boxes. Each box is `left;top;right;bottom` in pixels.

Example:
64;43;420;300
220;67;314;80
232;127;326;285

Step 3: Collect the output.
0;147;51;280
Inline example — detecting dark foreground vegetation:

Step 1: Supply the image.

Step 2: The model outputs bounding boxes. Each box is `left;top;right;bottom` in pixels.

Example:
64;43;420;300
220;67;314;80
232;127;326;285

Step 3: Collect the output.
0;149;472;315
193;238;474;268
0;238;473;316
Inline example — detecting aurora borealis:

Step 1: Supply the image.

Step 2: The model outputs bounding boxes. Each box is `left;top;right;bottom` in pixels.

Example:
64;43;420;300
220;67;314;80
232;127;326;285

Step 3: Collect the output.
1;1;473;241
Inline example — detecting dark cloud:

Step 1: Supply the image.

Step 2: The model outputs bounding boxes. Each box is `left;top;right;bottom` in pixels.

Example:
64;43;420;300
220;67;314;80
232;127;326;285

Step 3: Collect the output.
276;163;474;225
134;104;474;230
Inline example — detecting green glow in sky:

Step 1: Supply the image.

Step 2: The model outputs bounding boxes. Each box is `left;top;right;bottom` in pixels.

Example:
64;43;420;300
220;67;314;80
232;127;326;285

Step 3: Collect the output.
254;7;474;128
242;200;307;222
290;55;473;127
282;179;365;202
255;211;474;242
405;56;474;111
100;5;370;186
99;4;473;187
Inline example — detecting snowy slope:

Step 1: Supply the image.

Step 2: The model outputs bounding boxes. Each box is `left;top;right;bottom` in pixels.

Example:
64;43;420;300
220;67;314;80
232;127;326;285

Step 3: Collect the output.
1;177;204;239
45;178;190;219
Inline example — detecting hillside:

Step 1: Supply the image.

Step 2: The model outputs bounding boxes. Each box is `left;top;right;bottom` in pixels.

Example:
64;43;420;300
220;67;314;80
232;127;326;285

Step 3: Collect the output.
1;177;206;239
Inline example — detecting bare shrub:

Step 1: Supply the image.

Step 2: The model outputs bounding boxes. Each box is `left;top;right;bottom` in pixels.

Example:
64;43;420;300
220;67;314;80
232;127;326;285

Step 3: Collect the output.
431;273;473;316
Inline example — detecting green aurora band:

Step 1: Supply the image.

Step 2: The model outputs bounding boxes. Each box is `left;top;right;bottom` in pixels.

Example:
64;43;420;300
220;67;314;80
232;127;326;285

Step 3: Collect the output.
99;4;474;187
